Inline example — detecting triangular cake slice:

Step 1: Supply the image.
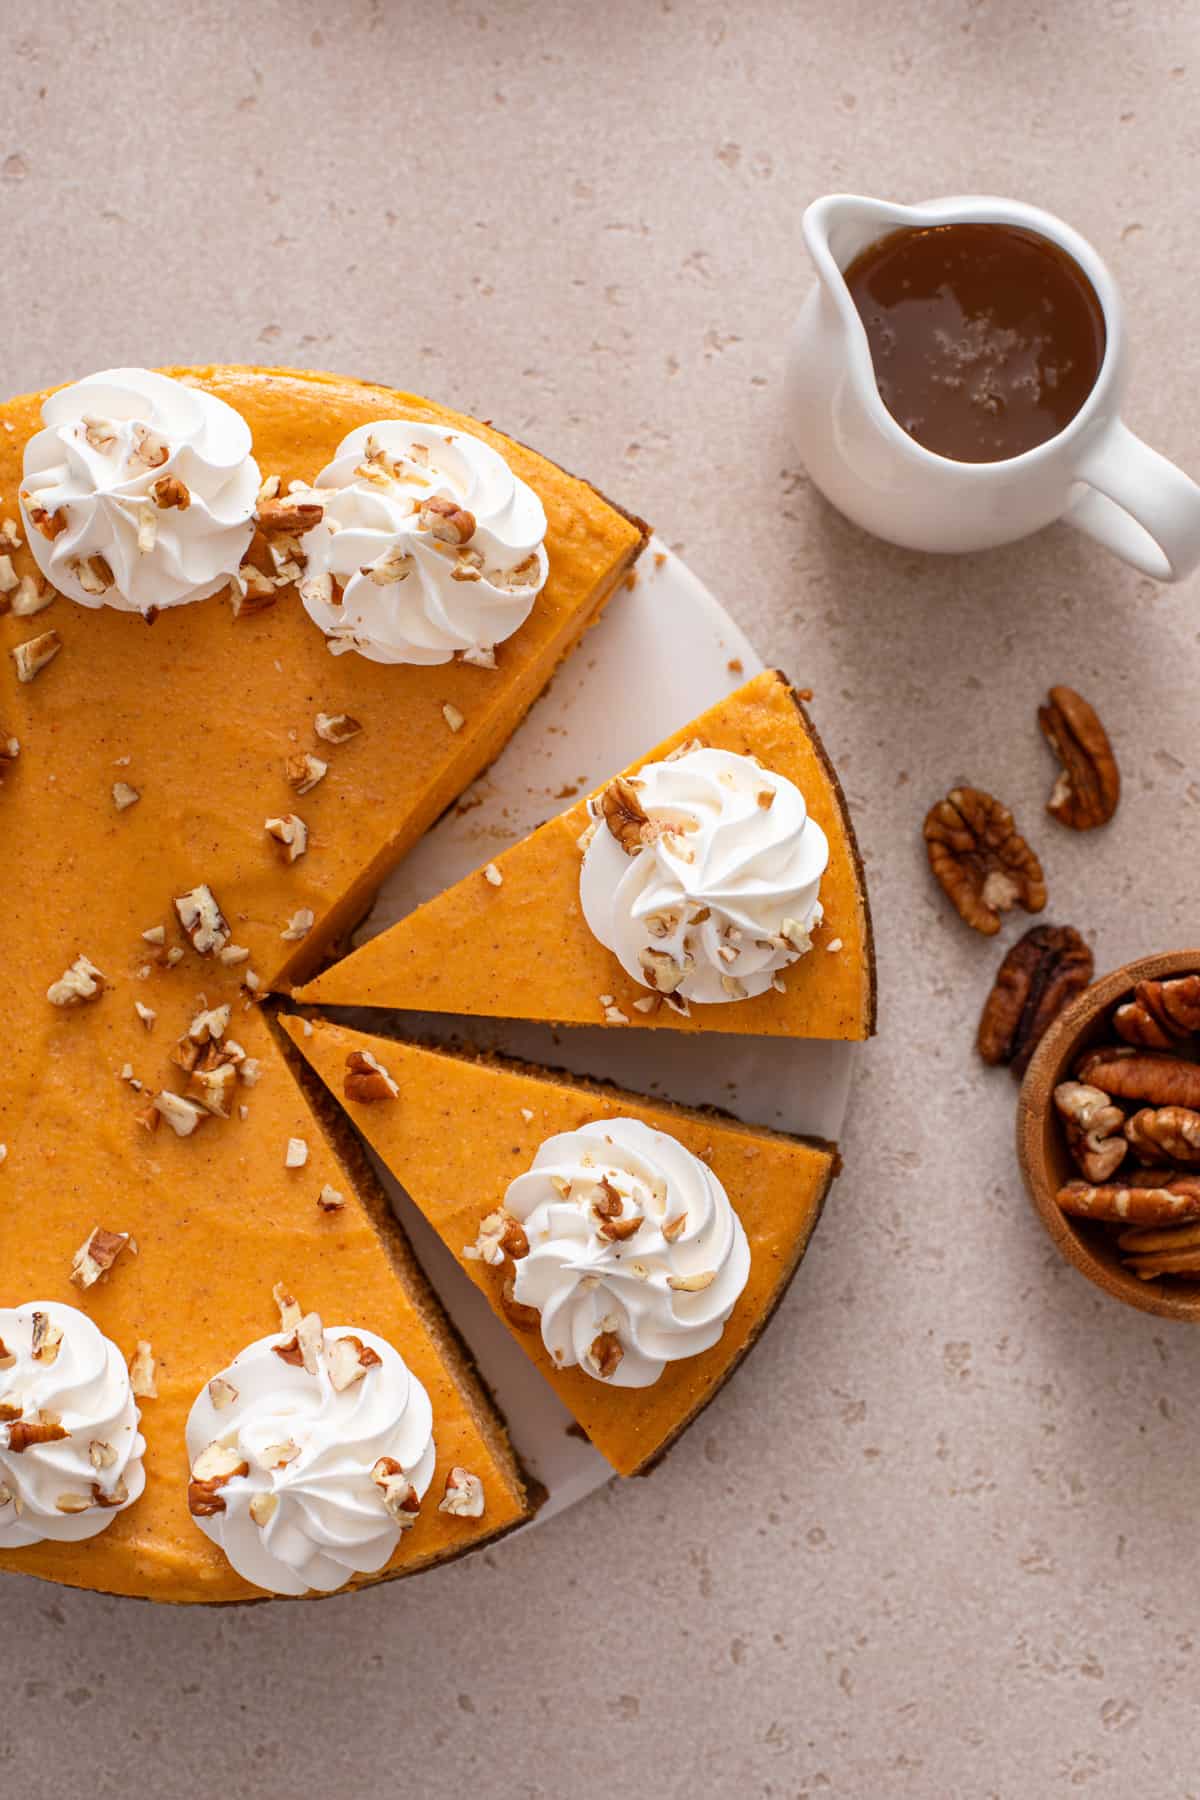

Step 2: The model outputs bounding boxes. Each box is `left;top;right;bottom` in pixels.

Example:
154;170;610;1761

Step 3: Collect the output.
281;1017;840;1476
295;670;875;1038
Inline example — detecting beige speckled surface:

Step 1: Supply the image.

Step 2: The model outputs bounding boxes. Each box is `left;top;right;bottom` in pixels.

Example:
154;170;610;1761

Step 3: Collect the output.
4;2;1200;1793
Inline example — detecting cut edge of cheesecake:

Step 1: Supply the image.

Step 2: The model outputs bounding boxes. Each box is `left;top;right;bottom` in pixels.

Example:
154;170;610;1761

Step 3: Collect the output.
294;669;877;1039
278;1014;842;1477
267;1013;544;1588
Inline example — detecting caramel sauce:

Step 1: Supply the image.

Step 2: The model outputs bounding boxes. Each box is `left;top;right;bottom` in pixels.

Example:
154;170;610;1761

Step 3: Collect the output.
844;223;1106;463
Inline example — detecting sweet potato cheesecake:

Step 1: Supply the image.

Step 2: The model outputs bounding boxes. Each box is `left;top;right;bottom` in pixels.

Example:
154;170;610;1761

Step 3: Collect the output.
0;364;644;1600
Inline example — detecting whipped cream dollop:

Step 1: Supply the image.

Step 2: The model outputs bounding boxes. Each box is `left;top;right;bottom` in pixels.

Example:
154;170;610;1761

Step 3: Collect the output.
0;1302;146;1548
19;367;259;614
579;745;830;1006
185;1320;436;1596
295;420;548;663
503;1119;751;1388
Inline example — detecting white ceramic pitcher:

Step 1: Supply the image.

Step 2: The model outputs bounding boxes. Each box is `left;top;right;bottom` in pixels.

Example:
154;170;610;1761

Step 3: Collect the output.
787;194;1200;581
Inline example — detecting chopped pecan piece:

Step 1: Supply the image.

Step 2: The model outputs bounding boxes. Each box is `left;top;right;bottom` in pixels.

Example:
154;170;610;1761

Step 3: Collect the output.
273;1283;302;1332
590;1177;622;1222
256;497;323;535
11;629;62;683
187;1061;238;1118
30;1312;63;1364
128;1340;157;1398
5;1418;70;1452
600;776;650;855
272;1311;323;1375
46;953;106;1007
437;1467;485;1517
500;1274;540;1331
1053;1082;1127;1182
923;787;1046;935
54;1492;93;1514
587;1327;624;1379
314;712;362;745
463;1208;529;1265
667;1269;717;1292
174;883;230;954
187;1478;231;1517
1125;1106;1200;1167
154;1090;208;1136
90;1475;130;1510
248;1491;279;1527
285;751;327;794
264;813;308;863
326;1334;382;1392
640;946;685;994
597;1213;643;1242
26;503;66;541
371;1456;421;1526
343;1048;398;1103
977;926;1093;1076
1038;684;1120;830
151;474;191;510
70;1225;131;1289
129;424;168;469
418;494;476;545
1113;975;1200;1051
11;574;52;617
1075;1046;1200;1111
1057;1175;1200;1225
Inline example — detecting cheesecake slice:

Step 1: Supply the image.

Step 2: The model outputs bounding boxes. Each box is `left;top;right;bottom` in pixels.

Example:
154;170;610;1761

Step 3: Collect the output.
296;670;875;1037
281;1018;841;1476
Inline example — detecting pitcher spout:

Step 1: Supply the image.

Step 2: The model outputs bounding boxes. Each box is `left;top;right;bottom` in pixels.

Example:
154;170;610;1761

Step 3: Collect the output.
801;194;914;291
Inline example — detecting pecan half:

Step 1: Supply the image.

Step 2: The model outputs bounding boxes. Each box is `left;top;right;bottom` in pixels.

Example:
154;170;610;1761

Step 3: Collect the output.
923;787;1047;935
1075;1046;1200;1111
1113;975;1200;1051
1057;1175;1200;1225
1053;1081;1128;1182
1125;1106;1200;1167
600;777;650;855
1038;685;1120;830
978;925;1092;1075
1116;1215;1200;1280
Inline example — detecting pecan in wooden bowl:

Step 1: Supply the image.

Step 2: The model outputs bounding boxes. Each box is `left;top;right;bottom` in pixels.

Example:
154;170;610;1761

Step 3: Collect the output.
1017;950;1200;1320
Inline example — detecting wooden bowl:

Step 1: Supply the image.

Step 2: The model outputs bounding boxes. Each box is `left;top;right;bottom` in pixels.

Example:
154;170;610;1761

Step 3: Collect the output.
1017;948;1200;1321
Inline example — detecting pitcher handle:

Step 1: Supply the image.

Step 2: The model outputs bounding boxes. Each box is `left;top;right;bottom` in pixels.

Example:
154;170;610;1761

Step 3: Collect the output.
1065;419;1200;582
